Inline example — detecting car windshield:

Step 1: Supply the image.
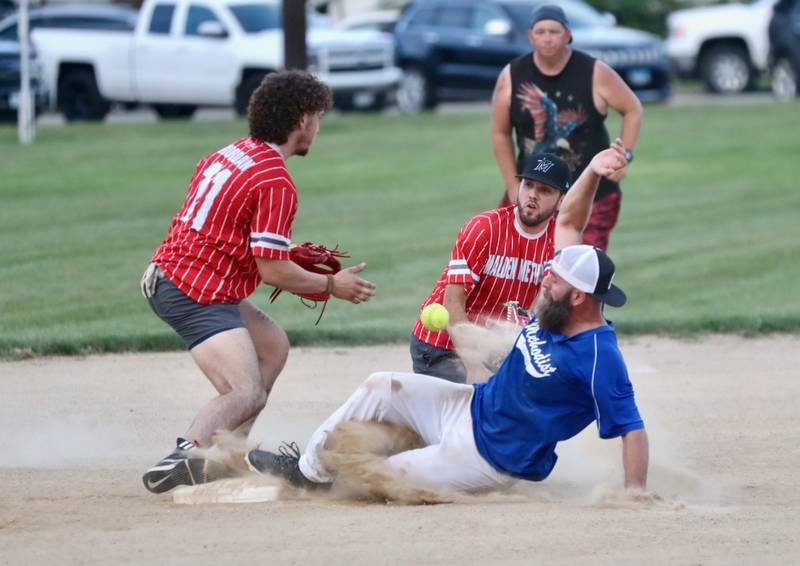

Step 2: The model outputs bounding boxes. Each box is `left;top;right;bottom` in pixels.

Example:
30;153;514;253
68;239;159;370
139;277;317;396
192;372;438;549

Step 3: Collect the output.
502;0;605;30
229;3;328;33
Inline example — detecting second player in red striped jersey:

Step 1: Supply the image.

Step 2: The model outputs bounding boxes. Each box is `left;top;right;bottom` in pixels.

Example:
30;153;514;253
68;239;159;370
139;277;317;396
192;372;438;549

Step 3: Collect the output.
413;209;555;350
412;146;626;384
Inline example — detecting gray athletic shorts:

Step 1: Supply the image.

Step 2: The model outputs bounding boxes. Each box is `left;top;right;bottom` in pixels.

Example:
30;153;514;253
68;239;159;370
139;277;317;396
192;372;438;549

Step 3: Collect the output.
147;274;245;350
409;334;467;384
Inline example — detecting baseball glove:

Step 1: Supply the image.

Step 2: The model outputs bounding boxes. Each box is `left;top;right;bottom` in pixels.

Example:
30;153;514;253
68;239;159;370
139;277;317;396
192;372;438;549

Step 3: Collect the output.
268;242;350;325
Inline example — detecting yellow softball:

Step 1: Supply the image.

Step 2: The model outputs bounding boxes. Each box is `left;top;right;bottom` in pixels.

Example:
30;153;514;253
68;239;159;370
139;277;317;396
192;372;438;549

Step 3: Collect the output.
420;303;450;332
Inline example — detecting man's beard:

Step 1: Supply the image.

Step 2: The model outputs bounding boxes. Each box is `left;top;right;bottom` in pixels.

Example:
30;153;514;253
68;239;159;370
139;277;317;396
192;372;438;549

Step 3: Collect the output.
294;132;314;156
533;288;572;333
517;200;557;227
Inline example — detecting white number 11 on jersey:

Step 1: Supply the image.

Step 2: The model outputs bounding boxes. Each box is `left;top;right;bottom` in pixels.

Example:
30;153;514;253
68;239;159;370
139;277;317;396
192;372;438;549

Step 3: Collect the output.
180;161;233;231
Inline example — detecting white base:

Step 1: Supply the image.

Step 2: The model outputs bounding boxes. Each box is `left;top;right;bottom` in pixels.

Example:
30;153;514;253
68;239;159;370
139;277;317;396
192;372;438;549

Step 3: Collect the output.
173;480;280;504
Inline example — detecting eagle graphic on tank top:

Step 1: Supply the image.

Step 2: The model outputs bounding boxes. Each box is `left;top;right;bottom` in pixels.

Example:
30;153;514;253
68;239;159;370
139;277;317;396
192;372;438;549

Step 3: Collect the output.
508;50;619;200
516;81;587;170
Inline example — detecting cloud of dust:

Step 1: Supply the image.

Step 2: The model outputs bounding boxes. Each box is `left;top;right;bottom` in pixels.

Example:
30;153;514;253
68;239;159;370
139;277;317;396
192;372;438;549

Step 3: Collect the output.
319;421;455;504
519;412;726;509
0;417;122;468
175;424;456;505
176;394;724;508
449;321;520;379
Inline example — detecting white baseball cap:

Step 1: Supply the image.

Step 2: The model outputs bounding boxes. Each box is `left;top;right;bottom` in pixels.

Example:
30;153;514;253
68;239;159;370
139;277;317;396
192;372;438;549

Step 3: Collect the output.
549;245;627;307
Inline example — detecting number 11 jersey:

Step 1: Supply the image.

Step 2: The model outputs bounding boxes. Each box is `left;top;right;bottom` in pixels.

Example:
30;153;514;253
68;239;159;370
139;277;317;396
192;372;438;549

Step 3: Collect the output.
152;137;297;304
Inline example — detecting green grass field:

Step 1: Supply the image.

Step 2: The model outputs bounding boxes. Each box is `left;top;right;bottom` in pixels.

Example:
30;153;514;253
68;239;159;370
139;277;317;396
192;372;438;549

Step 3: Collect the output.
1;101;799;357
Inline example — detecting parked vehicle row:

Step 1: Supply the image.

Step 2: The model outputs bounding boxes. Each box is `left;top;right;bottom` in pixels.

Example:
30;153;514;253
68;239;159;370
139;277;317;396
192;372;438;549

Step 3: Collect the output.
392;0;671;114
2;0;400;121
2;0;797;123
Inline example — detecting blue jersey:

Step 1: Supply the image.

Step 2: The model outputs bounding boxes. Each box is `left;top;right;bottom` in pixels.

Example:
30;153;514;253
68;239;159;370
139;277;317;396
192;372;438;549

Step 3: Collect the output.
470;320;644;481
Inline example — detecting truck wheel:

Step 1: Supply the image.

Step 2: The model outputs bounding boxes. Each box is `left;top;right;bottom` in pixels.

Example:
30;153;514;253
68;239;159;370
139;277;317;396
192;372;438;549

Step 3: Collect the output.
396;67;436;114
700;44;753;94
236;73;266;116
58;69;110;122
153;104;197;120
771;58;797;101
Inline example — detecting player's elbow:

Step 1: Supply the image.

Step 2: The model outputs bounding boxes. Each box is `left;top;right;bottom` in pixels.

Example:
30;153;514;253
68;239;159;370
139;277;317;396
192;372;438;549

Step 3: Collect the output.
256;258;290;288
622;96;643;120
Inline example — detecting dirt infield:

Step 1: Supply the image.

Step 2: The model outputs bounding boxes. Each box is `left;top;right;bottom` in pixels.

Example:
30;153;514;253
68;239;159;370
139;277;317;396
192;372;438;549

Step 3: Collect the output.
1;336;798;565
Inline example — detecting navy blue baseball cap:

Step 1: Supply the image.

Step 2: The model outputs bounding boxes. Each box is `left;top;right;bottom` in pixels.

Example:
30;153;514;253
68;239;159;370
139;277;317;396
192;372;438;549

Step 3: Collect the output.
530;4;572;43
516;153;572;192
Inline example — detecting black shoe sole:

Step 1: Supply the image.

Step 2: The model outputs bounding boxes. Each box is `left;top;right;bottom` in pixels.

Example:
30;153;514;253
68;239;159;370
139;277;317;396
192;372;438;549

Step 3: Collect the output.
143;459;224;494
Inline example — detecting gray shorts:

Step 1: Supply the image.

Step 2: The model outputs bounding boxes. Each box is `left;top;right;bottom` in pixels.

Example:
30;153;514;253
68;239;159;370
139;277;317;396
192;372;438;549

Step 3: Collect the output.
147;275;245;350
409;334;467;384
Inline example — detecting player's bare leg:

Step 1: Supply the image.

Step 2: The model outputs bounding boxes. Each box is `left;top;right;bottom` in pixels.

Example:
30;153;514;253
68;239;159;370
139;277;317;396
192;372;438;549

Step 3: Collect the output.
144;304;289;493
239;299;289;398
142;328;267;492
227;300;290;437
184;327;268;446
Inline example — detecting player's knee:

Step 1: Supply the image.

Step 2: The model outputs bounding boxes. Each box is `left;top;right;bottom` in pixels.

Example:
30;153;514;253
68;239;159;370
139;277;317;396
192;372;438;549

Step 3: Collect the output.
244;386;267;417
252;384;268;408
254;324;289;365
232;381;267;416
362;372;393;394
271;325;290;359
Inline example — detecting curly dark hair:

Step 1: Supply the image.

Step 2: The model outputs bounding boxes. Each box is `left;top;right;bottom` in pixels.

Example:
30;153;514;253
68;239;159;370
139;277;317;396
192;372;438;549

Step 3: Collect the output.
248;71;332;144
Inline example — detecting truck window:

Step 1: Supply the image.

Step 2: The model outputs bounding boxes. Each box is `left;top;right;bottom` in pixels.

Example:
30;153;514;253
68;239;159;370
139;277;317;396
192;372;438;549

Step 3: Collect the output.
185;5;223;36
228;3;280;33
149;4;176;34
406;8;435;28
433;6;472;30
471;5;508;32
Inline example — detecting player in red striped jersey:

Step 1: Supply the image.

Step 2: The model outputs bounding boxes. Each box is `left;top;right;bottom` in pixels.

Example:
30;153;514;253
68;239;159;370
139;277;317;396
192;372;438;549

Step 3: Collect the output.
139;71;376;494
411;144;625;383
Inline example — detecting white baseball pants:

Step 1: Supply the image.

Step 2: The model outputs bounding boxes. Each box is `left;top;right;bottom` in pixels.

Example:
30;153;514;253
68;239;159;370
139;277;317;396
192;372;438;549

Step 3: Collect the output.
298;371;517;493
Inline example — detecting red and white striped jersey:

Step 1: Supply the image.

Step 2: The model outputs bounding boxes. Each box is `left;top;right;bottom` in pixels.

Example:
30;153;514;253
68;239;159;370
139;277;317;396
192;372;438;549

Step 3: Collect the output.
152;137;297;304
412;206;555;349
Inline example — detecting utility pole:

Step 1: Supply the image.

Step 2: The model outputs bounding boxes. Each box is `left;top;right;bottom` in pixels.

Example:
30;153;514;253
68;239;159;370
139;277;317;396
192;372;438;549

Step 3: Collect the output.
18;0;35;144
282;0;307;70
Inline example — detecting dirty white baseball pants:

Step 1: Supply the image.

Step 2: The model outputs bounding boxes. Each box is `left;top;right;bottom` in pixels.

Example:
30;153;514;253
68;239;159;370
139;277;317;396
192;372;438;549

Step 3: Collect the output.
298;371;517;492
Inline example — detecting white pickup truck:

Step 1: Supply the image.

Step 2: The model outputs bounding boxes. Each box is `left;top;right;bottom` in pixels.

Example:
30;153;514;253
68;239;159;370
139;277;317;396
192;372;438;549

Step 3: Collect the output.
32;0;401;120
666;0;778;94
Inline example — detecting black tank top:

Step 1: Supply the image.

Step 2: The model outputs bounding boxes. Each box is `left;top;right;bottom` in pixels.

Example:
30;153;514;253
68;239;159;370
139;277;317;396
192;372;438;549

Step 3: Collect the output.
509;50;618;199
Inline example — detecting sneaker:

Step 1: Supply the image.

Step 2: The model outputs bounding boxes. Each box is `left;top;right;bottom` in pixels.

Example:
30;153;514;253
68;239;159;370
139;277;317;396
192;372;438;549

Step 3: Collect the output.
245;441;328;490
142;438;224;494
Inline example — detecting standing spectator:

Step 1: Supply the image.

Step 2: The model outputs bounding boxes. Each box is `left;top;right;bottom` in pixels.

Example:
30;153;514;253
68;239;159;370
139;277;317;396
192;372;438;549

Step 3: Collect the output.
491;4;643;251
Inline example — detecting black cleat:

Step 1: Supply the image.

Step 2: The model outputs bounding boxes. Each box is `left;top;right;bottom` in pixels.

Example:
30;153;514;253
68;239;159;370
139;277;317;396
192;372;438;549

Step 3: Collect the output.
142;438;224;494
246;441;328;490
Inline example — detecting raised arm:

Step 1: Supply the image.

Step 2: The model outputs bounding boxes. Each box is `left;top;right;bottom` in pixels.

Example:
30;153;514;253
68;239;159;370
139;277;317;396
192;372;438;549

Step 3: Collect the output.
491;65;519;203
622;428;649;490
554;140;627;250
